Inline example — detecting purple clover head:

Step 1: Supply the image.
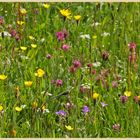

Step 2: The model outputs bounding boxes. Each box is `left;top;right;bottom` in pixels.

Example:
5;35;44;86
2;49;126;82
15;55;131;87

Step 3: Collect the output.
129;42;136;51
46;54;52;59
56;29;68;41
55;110;66;117
112;81;118;88
73;60;81;68
120;95;128;104
56;79;63;86
61;44;70;51
112;124;120;131
82;105;90;114
0;16;4;25
101;102;108;107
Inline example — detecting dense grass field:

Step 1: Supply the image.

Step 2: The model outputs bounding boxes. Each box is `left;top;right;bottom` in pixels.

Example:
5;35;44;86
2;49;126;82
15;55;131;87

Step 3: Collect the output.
0;2;140;138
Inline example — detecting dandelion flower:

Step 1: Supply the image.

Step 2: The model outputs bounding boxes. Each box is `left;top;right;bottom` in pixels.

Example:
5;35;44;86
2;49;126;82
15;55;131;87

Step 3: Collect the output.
43;3;50;9
92;35;97;39
20;46;27;51
24;81;33;87
65;125;74;131
74;15;81;21
31;44;37;48
15;106;22;112
0;75;7;80
0;105;3;111
17;21;25;26
20;8;27;15
93;92;99;99
124;91;131;97
32;101;38;109
35;69;45;78
29;36;35;40
60;9;71;19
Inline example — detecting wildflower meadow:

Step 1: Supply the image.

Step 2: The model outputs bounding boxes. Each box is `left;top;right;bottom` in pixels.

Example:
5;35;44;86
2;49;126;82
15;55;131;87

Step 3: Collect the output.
0;2;140;138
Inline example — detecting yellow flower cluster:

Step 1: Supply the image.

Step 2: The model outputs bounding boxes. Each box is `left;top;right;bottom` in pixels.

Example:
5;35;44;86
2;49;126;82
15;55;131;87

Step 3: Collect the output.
35;68;45;78
24;81;33;87
60;9;72;19
43;4;50;9
93;92;99;99
124;91;131;97
20;8;27;15
0;74;7;80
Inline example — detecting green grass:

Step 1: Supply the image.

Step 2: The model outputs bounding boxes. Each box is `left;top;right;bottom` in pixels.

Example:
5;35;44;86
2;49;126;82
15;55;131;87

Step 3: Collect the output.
0;2;140;138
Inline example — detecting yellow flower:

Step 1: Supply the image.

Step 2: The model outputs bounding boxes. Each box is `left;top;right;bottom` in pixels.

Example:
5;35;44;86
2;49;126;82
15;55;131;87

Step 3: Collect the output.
29;36;35;40
15;86;20;92
35;69;45;78
20;46;27;51
124;91;131;97
41;105;47;111
0;105;3;111
24;81;33;87
43;3;50;9
20;8;27;15
0;75;7;80
137;95;140;101
65;125;73;131
31;44;37;48
15;106;22;112
32;101;38;109
60;9;71;19
92;35;97;39
93;92;99;99
74;15;81;21
17;21;25;26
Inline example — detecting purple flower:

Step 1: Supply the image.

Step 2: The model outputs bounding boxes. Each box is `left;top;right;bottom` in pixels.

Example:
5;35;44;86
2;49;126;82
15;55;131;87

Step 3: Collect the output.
120;95;128;104
129;42;136;51
82;105;90;113
56;31;64;41
10;29;17;37
56;110;66;117
91;70;96;75
0;16;4;25
46;54;52;59
112;81;118;88
73;60;81;68
101;102;108;107
112;124;120;131
102;51;109;61
56;29;68;41
69;65;77;73
56;79;63;86
61;44;70;51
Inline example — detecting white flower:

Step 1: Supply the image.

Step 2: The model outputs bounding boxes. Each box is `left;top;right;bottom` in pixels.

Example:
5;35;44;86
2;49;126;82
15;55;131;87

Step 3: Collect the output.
37;108;41;112
91;22;101;27
46;92;52;96
93;62;101;67
43;109;50;114
80;34;90;39
101;32;110;37
21;105;26;109
41;38;45;42
0;31;11;37
81;83;91;90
